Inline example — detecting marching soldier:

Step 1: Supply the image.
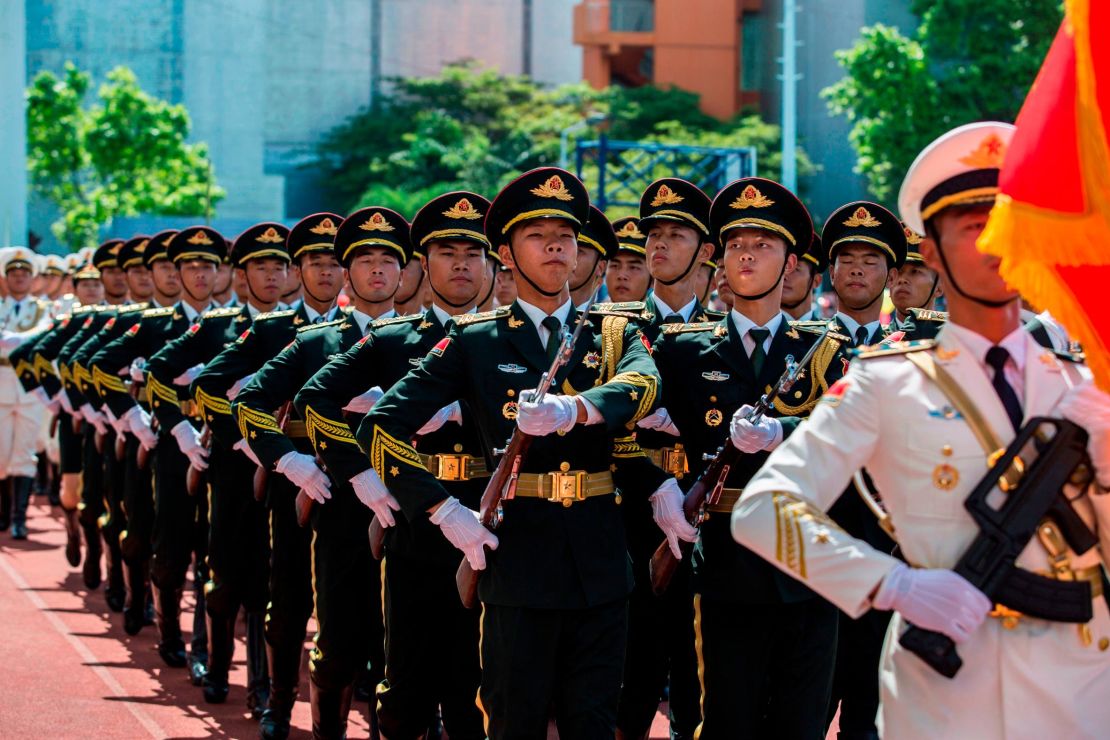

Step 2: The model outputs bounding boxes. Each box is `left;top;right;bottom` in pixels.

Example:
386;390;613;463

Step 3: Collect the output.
191;213;344;739
605;217;652;304
394;255;428;316
732;121;1110;738
234;206;407;739
357;167;661;739
294;192;496;740
570;205;610;309
889;225;946;340
781;232;827;321
90;226;221;681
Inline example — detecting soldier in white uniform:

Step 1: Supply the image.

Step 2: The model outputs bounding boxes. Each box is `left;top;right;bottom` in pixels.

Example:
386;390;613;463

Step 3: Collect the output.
0;247;53;538
731;121;1110;738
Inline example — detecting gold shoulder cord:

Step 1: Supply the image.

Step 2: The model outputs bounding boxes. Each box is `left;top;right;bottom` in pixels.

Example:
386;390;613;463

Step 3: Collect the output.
599;315;628;384
773;334;844;416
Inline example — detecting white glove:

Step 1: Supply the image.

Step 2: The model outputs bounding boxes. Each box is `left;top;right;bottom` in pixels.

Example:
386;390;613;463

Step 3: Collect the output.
343;385;384;414
350;468;402;527
650;478;699;558
275;451;331;504
233;437;262;466
417;401;463;436
637;407;681;436
429;496;498;570
80;403;109;435
55;389;74;415
227;373;255;401
729;405;782;453
872;562;991;644
516;390;578;436
172;363;205;386
1058;378;1110;487
171;420;208;470
124;406;158;451
106;407;129;436
129;358;147;383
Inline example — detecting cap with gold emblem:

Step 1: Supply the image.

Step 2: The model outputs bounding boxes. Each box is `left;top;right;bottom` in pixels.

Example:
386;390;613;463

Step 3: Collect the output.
167;226;227;265
898;121;1016;234
578;205;617;260
902;224;926;264
334;207;412;267
611;216;647;257
92;239;125;271
41;254;66;276
710;177;812;255
1;247;38;275
288;213;342;261
143;230;178;268
639;178;711;239
230;222;291;266
822;201;907;268
118;236;151;271
485;167;590;246
411;192;492;254
801;231;827;274
74;262;101;282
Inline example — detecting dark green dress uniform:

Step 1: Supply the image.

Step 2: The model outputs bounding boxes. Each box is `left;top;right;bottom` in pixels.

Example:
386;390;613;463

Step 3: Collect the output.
236;207;409;740
356;168;662;740
818;202;908;740
95;225;224;672
193;212;342;740
294;192;493;740
157;221;291;710
897;307;947;341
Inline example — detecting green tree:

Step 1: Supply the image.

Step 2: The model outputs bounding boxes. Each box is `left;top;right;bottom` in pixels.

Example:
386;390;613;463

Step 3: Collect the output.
27;63;222;250
824;0;1062;202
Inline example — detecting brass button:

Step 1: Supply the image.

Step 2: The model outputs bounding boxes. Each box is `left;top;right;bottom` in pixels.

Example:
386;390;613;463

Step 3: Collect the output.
506;389;515;397
709;395;717;403
794;390;803;399
559;461;570;472
942;445;953;457
1100;637;1109;652
453;443;463;453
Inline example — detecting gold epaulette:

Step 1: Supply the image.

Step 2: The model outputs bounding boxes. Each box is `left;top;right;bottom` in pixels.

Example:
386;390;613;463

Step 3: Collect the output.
141;306;175;318
908;307;949;322
119;302;150;314
296;318;344;334
371;314;422;328
662;321;716;335
790;321;851;343
92;304;114;313
254;309;296;322
853;339;936;359
454;307;511;326
590;301;648;318
201;306;242;319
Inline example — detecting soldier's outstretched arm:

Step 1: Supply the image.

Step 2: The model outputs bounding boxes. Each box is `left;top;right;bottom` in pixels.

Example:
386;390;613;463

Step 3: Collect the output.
146;320;212;432
575;323;660;430
89;324;151;418
192;326;269;447
731;359;899;618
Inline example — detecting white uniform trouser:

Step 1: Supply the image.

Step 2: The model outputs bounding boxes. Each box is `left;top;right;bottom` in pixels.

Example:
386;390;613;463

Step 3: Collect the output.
0;401;47;478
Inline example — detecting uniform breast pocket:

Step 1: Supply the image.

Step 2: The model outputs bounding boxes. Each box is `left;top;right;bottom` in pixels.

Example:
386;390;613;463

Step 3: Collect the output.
898;417;987;521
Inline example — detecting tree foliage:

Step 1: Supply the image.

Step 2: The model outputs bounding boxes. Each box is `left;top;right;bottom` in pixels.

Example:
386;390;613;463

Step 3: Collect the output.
823;0;1063;202
27;63;222;250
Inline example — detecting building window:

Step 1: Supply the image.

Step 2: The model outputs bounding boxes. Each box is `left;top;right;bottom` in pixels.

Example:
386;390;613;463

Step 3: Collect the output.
741;11;764;91
610;0;654;32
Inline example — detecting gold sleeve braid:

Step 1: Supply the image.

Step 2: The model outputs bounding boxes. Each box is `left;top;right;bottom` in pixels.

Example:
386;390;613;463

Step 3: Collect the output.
609;371;657;423
34;354;57;379
772;335;845;416
146;374;180;409
92;365;128;395
236;404;282;440
612;434;646;459
14;358;34;381
304;405;358;449
58;363;72;387
195;387;232;418
773;491;846;580
369;424;426;477
72;362;92;391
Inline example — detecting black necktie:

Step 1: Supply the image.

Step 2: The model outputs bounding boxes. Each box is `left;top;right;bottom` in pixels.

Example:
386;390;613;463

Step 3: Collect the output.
312;315;323;325
542;316;563;362
663;313;684;324
855;326;870;347
985;346;1023;431
748;328;770;377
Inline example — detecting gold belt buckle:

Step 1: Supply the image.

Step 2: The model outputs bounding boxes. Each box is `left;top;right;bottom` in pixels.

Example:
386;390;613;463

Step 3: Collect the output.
989;603;1023;630
547;471;586;507
661;445;688;476
433;454;471;482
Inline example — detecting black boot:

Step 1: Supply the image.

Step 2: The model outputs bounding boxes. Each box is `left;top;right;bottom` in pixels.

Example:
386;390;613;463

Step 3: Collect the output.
151;583;187;667
34;453;49;496
10;477;32;540
103;529;126;612
259;640;300;740
0;478;12;531
47;465;61;507
122;561;149;636
310;680;353;740
203;612;236;704
188;570;209;687
80;516;102;590
63;507;82;567
246;612;271;720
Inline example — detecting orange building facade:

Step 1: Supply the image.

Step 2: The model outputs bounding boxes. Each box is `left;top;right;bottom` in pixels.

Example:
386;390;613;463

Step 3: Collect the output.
573;0;763;119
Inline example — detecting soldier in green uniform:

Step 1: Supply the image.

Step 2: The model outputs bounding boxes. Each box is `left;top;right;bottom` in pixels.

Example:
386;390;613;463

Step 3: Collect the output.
358;167;662;739
191;213;344;740
570;205;611;309
91;226;222;679
235;206;409;739
605;217;652;304
295;192;497;740
781;231;827;321
888;225;946;341
148;222;293;712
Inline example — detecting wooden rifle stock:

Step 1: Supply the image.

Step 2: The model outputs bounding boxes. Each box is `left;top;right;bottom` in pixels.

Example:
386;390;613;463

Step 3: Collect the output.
186;425;211;497
254;401;293;502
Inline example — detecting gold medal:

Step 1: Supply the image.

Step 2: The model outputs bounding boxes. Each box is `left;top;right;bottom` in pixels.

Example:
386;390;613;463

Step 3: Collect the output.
933;463;959;491
502;401;519;420
583;351;601;369
705;408;723;427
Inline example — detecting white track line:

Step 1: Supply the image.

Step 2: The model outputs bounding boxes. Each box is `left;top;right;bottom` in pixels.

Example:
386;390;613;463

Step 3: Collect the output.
0;550;166;739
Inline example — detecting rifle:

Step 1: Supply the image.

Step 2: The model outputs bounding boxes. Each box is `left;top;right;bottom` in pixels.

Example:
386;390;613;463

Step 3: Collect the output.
186;425;211;497
899;417;1098;678
455;287;601;609
648;324;834;596
254;401;293;503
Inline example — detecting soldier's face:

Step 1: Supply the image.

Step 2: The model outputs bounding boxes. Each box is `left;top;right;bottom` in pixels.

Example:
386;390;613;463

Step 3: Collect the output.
100;266;129;298
423;240;485;307
714;265;734;306
239;258;288;305
606;253;651;303
501;218;577;294
178;259;216;301
43;274;63;296
151;260;181;299
299;252;342;303
75;278;104;305
889;262;940;314
645;221;704;282
926;206;1016;303
830;245;894;307
570;246;603;291
494;268;517;306
781;260;816;307
5;267;32;296
125;265;154;300
722;228;795;302
347;247;402;303
214;262;232;294
694;263;714;304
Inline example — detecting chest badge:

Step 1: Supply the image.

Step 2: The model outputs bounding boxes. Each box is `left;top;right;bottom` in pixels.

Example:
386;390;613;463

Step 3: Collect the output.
705;408;724;427
293;316;305;325
928;405;963;420
502;401;519;420
701;370;730;382
933;463;959;491
785;328;800;340
498;363;527;374
418;320;433;330
507;316;525;329
583;351;601;369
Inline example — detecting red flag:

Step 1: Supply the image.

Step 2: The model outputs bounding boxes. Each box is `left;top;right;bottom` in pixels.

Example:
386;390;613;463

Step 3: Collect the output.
979;0;1110;387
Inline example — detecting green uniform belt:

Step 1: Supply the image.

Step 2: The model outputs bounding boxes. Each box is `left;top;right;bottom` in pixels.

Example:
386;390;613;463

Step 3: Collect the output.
418;452;489;481
706;487;743;514
508;470;614;506
643;445;689;476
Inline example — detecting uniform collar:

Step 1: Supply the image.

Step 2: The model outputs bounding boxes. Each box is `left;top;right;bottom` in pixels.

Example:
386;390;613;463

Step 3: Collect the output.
302;302;339;324
430;302;473;328
835;311;883;343
729;309;786;340
180;301;207;322
352;308;395;336
516;297;573;334
944;321;1027;372
652;293;698;322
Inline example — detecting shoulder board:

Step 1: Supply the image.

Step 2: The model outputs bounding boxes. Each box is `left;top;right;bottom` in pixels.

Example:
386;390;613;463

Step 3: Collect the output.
73;304;96;315
119;302;150;314
590;301;647;315
661;321;717;335
908;307;948;322
371;314;422;329
853;339;936;359
296;318;345;334
454;307;511;326
141;306;175;318
201;306;242;319
92;304;114;313
789;321;850;343
1051;348;1084;363
702;308;726;320
254;309;296;322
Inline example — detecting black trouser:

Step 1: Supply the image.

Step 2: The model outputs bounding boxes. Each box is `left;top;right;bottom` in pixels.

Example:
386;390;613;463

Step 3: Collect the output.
618;555;700;739
265;475;314;694
309;485;384;693
150;429;204;594
480;599;627;740
694;594;837;740
827;610;890;739
119;434;154;567
58;411;83;475
378;549;483;740
78;425;105;531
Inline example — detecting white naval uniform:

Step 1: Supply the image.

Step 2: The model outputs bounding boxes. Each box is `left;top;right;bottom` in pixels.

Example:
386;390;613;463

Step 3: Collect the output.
732;323;1110;738
0;296;52;477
